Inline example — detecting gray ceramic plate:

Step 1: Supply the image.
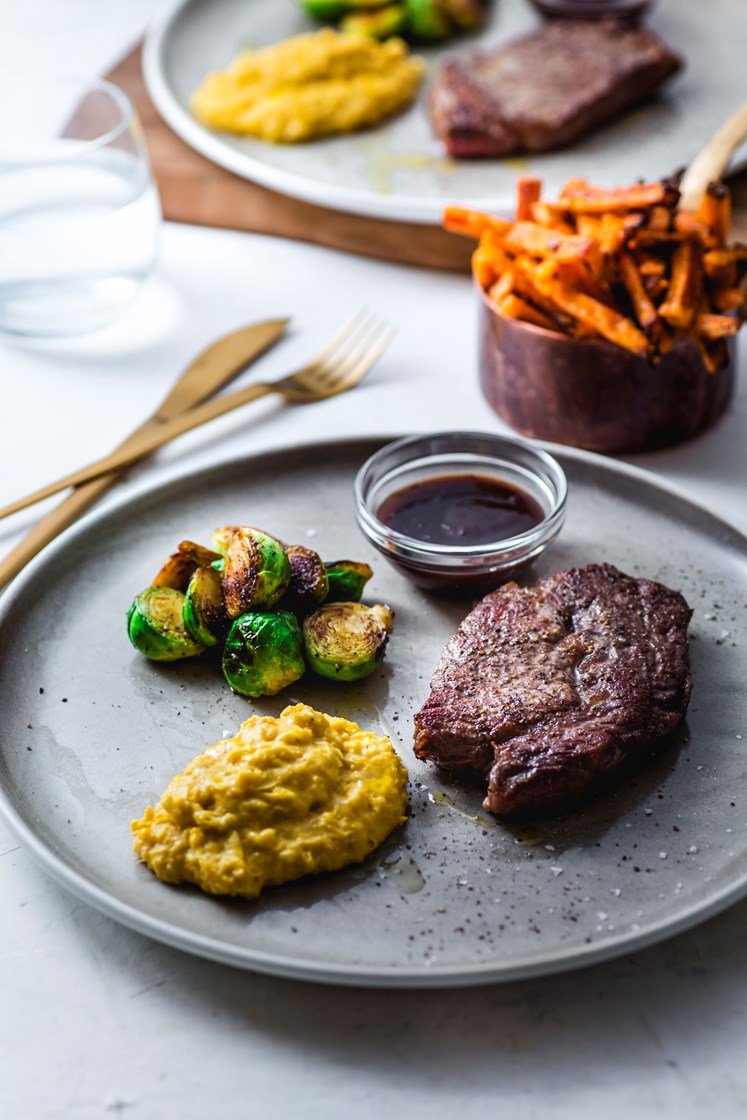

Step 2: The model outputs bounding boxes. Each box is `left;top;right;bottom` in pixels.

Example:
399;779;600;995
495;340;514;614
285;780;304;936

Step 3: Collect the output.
0;438;746;988
143;0;747;222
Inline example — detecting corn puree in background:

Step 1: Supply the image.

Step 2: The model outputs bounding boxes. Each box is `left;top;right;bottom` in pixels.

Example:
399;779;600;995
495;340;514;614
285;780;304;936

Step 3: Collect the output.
131;704;408;899
191;29;425;142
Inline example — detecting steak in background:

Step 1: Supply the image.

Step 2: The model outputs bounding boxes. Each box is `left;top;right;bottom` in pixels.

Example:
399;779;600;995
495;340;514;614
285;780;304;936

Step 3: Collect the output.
429;19;682;159
413;563;692;816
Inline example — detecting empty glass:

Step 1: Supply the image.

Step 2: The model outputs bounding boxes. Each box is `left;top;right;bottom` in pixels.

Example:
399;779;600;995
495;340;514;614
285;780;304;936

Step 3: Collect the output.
0;77;161;337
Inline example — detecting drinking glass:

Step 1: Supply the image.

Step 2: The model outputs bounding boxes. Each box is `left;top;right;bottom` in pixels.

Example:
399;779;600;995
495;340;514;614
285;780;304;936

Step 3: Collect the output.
0;77;161;337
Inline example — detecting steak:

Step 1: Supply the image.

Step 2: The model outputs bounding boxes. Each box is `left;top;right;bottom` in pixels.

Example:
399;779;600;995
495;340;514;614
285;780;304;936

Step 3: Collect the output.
428;19;682;159
413;564;692;816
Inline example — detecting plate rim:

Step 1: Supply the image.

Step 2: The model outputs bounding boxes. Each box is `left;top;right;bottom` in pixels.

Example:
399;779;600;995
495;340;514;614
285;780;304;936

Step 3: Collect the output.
1;432;747;989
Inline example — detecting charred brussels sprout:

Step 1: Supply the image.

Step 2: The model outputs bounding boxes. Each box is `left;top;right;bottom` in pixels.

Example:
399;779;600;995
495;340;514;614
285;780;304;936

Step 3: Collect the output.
284;544;329;615
183;566;228;648
127;587;206;661
303;602;394;682
218;527;291;618
324;560;373;603
151;540;222;592
222;611;305;697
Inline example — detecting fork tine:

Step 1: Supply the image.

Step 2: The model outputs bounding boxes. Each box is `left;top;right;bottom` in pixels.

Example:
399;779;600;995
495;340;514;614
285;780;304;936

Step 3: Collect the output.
304;308;371;370
321;324;396;397
312;315;389;389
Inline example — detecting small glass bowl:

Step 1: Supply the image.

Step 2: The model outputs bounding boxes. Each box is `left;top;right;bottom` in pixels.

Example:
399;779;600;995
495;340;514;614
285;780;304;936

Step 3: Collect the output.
354;431;568;593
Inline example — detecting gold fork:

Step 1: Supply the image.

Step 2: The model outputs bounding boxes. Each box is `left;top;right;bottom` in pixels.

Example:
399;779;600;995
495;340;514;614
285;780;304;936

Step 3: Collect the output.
0;310;393;524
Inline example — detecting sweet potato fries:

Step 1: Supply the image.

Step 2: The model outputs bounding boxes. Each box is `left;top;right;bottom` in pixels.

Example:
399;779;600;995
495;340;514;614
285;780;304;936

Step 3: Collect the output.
445;177;746;371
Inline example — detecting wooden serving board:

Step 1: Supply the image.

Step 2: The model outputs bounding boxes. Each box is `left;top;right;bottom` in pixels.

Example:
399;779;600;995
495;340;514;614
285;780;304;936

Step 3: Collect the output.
107;44;747;267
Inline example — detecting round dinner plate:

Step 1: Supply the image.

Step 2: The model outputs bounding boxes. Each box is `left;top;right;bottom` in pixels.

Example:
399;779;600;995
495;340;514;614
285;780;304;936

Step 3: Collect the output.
143;0;747;223
1;437;746;988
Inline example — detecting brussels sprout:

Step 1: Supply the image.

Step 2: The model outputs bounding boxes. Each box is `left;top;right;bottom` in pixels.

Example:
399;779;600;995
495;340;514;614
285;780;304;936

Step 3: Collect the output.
210;526;242;555
303;602;394;682
283;544;329;615
220;527;291;618
222;611;305;698
151;540;222;592
404;0;450;39
299;0;352;18
341;4;407;37
183;565;228;648
324;560;373;603
439;0;485;29
127;587;206;661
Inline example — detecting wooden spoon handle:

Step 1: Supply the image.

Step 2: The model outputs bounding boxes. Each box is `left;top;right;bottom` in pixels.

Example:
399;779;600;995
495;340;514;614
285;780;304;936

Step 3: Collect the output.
678;99;747;211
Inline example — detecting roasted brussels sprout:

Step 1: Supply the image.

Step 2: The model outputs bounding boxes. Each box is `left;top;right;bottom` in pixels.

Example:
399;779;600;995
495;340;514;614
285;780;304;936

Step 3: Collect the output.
299;0;352;18
222;611;305;697
439;0;485;29
127;587;206;661
151;540;222;592
283;544;329;615
182;565;228;648
404;0;450;40
341;4;407;37
324;560;373;603
303;602;394;682
218;527;291;618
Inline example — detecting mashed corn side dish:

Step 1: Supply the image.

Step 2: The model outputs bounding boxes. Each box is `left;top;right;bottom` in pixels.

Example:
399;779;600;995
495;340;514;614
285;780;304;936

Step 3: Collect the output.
131;704;408;899
191;29;425;142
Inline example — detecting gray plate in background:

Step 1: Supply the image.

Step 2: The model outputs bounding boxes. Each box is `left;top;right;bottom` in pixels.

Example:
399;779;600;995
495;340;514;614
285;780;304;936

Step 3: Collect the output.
0;438;746;988
144;0;747;222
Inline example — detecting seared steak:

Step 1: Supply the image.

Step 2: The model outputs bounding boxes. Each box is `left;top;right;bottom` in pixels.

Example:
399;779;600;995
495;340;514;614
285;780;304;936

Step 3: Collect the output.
429;19;682;158
414;564;692;816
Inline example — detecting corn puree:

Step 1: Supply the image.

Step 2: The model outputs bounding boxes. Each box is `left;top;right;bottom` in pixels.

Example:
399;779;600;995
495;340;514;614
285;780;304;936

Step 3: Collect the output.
191;29;425;143
131;704;408;899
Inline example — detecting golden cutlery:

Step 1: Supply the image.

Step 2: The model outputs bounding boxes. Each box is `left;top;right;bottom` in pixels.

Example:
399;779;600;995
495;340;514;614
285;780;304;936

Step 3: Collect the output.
678;98;747;211
0;310;393;525
0;317;287;588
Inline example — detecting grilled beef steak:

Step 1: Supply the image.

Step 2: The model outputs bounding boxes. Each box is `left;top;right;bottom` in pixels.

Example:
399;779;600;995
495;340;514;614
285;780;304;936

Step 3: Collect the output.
429;19;682;158
413;564;692;816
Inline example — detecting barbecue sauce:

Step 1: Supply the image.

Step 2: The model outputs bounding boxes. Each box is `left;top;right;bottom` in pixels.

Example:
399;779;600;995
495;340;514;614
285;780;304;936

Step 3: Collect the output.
377;473;543;546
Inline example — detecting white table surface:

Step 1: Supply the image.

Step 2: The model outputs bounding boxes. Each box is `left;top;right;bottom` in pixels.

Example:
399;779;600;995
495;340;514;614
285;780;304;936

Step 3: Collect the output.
2;4;747;1119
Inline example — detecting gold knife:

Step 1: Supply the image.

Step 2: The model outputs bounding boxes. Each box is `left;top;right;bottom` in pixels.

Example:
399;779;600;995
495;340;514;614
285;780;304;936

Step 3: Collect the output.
0;317;288;589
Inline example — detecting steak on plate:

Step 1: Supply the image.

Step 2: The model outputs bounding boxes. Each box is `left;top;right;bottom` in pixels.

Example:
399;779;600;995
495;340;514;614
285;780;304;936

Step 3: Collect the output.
413;564;692;816
429;19;682;158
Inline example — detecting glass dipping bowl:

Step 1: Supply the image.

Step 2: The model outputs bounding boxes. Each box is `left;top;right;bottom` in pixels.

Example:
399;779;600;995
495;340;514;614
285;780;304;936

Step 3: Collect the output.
354;432;567;593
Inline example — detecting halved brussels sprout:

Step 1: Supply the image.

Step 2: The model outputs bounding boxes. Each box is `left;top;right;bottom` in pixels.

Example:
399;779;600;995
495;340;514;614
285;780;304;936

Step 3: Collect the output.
151;540;222;592
324;560;373;603
303;601;394;682
222;611;305;697
219;527;291;618
284;544;329;615
404;0;450;39
183;565;228;648
127;587;206;661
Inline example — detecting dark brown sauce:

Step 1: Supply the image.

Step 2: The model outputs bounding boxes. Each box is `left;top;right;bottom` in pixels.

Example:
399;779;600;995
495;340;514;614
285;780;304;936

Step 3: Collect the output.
377;473;543;547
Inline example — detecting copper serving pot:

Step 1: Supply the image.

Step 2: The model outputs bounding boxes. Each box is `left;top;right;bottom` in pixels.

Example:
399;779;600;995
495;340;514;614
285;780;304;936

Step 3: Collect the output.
478;290;735;454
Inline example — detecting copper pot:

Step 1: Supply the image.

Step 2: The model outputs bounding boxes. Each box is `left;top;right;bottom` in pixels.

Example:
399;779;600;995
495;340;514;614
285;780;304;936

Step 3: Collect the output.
478;291;735;454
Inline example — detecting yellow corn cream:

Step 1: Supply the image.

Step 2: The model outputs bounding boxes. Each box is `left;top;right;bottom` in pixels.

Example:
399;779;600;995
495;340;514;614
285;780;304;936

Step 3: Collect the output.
191;29;425;142
131;704;408;899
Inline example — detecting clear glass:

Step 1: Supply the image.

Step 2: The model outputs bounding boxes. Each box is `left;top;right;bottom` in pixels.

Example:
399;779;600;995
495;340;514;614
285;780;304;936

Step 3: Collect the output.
355;431;568;592
0;77;161;337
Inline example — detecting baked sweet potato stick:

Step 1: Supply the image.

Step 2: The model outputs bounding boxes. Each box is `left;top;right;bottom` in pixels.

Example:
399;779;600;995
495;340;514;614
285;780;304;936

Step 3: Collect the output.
504;221;599;265
697;182;731;244
659;240;701;329
619;253;658;331
695;312;741;339
557;181;678;213
530;200;575;234
516;177;542;221
496;293;558;331
443;206;511;239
